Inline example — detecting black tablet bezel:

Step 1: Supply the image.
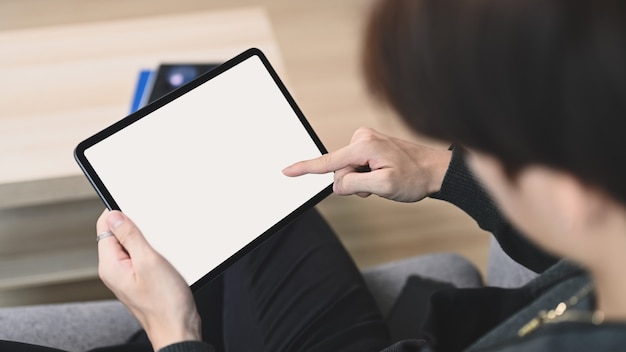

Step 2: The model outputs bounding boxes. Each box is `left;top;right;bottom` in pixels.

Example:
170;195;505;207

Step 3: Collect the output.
74;48;333;291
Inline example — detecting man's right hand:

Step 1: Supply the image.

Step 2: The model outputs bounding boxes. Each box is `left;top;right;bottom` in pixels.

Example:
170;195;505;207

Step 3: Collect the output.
283;127;452;203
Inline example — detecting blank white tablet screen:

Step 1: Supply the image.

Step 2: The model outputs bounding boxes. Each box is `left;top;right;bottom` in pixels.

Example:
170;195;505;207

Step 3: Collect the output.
83;54;333;285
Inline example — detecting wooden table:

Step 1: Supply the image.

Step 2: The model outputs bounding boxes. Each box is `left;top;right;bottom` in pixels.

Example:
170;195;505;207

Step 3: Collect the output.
0;7;283;294
0;7;282;209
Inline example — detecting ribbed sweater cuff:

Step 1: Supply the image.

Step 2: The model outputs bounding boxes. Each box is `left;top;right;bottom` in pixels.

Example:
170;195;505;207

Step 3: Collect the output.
158;341;215;352
430;147;503;227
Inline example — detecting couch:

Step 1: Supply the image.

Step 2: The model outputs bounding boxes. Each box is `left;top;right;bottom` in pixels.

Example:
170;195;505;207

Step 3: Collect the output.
0;239;537;351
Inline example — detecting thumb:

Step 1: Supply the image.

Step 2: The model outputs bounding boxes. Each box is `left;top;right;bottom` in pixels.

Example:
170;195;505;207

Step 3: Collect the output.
106;211;151;255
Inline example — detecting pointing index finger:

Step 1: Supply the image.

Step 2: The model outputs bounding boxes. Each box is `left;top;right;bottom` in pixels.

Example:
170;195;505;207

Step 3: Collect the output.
282;153;332;176
283;147;364;177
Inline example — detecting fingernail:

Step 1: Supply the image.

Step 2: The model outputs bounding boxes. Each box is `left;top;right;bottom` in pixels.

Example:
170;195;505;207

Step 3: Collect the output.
107;211;125;230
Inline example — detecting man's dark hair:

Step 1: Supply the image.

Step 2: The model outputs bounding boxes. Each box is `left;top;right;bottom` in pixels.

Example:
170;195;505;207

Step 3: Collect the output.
362;0;626;204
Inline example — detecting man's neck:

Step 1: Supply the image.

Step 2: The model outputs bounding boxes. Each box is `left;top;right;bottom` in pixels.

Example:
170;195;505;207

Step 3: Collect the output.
593;270;626;321
590;227;626;321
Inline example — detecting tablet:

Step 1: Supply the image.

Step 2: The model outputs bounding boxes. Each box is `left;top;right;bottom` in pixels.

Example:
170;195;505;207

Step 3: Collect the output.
74;48;334;290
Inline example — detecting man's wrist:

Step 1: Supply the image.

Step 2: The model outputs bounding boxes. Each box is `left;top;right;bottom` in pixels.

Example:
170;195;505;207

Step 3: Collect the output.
149;313;202;351
427;150;453;195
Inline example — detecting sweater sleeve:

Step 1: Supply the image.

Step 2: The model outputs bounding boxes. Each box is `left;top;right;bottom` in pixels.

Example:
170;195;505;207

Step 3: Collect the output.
157;341;215;352
430;148;558;273
380;339;434;352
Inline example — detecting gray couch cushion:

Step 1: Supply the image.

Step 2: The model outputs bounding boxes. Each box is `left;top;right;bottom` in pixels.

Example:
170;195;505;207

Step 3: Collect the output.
0;300;139;352
486;238;538;288
361;252;483;317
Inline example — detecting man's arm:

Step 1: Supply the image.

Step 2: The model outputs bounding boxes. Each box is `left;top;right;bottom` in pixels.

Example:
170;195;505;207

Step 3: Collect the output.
430;148;559;273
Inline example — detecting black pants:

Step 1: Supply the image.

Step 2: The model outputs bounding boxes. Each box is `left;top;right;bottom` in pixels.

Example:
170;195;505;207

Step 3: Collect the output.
1;209;391;352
